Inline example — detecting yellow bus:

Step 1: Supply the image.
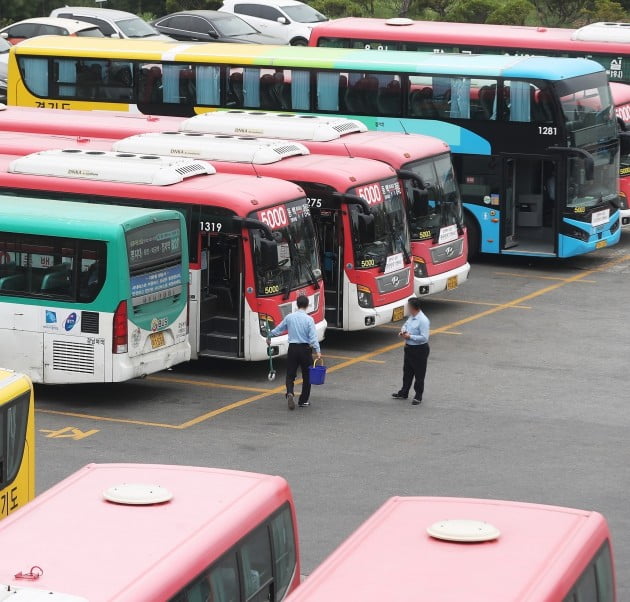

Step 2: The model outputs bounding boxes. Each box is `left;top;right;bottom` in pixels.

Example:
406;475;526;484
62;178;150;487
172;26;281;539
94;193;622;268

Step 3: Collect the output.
0;369;34;519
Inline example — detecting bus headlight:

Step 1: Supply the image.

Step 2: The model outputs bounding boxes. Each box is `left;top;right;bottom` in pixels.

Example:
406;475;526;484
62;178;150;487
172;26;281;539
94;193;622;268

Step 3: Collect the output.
413;258;428;278
357;285;374;309
259;314;275;337
619;192;627;210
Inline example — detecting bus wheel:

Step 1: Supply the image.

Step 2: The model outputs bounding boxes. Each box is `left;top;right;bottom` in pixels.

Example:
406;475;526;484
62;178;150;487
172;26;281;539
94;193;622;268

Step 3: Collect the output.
290;37;308;46
464;213;480;260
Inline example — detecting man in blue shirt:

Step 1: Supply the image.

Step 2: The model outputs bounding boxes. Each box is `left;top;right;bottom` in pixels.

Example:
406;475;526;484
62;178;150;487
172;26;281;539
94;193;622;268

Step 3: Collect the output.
268;295;322;410
392;297;430;405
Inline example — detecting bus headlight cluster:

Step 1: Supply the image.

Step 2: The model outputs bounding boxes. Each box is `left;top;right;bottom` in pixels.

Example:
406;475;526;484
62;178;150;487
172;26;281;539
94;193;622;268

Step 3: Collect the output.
259;314;275;337
357;285;374;309
413;258;428;278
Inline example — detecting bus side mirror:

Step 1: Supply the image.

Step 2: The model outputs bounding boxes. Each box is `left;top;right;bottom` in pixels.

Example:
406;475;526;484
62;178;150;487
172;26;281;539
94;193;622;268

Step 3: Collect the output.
357;212;375;244
411;188;429;218
259;238;279;271
620;132;630;157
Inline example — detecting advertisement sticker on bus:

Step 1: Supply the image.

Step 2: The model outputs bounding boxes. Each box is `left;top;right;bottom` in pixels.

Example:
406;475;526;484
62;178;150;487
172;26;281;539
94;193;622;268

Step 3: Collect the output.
42;308;81;332
356;183;385;206
131;264;183;307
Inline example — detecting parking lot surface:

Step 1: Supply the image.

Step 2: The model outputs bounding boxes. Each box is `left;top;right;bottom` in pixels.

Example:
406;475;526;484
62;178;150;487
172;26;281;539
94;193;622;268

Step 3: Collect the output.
36;230;630;595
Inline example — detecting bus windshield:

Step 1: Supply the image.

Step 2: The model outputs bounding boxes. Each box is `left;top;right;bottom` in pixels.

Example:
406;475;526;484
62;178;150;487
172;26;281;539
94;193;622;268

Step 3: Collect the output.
402;155;462;239
556;75;615;135
350;178;409;270
567;143;619;209
252;199;321;297
126;219;184;308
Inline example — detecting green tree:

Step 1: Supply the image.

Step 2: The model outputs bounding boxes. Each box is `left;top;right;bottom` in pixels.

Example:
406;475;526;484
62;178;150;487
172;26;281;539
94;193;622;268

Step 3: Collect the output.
446;0;500;23
532;0;590;25
578;0;627;23
309;0;366;17
487;0;535;24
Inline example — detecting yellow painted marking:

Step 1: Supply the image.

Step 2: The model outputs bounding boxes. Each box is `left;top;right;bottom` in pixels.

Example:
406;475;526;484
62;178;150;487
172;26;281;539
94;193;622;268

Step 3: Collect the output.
440;331;463;335
437;298;531;309
148;375;271;393
39;426;99;440
36;253;630;430
494;271;596;283
324;353;386;364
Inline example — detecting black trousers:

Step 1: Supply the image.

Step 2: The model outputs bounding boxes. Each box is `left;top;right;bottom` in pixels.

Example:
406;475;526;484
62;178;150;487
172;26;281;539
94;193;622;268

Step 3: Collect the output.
286;343;313;403
400;344;430;400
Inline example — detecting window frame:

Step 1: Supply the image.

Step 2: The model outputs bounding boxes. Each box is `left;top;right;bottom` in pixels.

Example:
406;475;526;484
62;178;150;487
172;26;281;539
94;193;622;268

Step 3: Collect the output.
0;391;30;490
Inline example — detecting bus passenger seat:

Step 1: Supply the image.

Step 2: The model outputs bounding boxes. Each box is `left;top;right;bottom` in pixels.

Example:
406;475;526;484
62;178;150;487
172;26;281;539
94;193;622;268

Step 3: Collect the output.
260;73;276;110
229;72;244;107
478;86;496;119
377;79;401;116
0;273;26;292
40;266;71;295
410;88;438;118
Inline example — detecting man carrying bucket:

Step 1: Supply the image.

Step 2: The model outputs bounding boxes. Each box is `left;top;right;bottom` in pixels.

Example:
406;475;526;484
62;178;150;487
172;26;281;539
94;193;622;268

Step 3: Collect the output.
268;295;322;410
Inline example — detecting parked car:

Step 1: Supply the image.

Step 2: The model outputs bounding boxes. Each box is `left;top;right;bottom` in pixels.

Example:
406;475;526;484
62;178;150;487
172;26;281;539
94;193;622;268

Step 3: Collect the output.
152;10;285;44
0;17;103;45
219;0;327;45
0;37;10;102
50;7;173;40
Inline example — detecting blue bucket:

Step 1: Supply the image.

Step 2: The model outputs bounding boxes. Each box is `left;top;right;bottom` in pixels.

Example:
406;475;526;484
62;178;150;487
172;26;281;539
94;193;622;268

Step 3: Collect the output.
309;359;327;385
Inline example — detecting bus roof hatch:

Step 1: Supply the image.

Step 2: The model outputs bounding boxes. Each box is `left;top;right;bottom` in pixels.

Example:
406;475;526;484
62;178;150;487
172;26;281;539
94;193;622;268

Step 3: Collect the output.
9;150;215;186
113;132;309;165
181;111;367;142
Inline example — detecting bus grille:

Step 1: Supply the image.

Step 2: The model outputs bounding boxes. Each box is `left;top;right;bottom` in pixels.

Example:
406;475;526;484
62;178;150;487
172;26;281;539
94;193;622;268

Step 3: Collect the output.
333;122;361;134
430;238;464;265
175;163;210;177
52;341;95;374
376;267;411;294
81;311;100;334
273;144;304;156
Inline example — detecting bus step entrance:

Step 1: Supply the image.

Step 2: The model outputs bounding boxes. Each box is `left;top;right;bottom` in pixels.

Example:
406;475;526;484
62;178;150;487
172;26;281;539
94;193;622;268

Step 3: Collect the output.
199;315;239;355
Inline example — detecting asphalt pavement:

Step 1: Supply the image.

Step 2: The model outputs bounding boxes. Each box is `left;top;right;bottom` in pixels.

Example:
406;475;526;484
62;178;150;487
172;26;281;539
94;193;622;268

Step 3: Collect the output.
35;229;630;596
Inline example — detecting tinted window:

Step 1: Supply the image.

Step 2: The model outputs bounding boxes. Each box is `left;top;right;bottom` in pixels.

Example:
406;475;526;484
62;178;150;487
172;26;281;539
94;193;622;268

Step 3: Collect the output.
234;4;263;18
240;524;273;601
271;508;296;599
188;16;212;35
344;72;401;116
36;24;67;36
0;392;29;490
6;23;39;38
76;27;104;38
257;6;283;21
163;15;193;30
0;233;106;302
214;15;258;36
65;15;116;36
563;542;615;602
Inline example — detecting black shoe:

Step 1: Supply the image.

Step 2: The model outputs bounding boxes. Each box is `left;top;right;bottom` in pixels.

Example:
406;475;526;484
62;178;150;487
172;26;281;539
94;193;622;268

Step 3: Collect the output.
298;400;310;407
287;393;295;411
412;398;422;405
392;392;408;399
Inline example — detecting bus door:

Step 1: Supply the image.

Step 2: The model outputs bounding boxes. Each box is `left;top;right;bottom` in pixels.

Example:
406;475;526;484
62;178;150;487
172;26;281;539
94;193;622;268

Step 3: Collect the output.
502;156;556;255
198;232;244;357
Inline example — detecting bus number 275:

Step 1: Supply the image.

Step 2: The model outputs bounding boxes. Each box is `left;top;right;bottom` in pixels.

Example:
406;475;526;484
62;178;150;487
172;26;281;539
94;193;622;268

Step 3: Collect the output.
538;126;557;135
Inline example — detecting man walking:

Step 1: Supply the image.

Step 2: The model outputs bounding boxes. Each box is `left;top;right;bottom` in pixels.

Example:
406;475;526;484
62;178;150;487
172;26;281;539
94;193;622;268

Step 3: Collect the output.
268;295;321;410
392;297;430;406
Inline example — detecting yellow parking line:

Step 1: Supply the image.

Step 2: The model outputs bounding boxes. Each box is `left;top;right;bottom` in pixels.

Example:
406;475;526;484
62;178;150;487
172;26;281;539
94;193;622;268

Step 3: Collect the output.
440;331;463;335
324;354;386;364
494;271;596;283
437;298;531;309
147;375;272;393
36;408;179;429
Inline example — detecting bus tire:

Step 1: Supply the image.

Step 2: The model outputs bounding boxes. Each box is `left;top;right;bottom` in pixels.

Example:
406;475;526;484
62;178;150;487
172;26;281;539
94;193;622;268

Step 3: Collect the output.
290;37;308;46
464;212;480;260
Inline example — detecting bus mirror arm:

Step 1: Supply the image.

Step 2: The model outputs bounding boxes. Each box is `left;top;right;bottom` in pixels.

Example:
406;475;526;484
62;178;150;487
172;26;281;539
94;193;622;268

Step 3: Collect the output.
332;192;371;214
233;217;274;240
397;170;425;189
548;146;594;181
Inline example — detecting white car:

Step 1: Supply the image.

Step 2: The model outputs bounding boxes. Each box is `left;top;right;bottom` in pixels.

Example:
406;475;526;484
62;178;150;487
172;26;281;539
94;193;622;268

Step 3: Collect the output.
50;7;173;40
0;37;8;103
219;0;327;45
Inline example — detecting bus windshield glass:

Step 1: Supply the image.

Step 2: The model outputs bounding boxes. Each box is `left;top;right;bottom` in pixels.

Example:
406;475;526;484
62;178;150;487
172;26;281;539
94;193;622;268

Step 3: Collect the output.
567;143;619;209
126;219;184;307
402;155;462;240
350;178;409;270
252;199;321;297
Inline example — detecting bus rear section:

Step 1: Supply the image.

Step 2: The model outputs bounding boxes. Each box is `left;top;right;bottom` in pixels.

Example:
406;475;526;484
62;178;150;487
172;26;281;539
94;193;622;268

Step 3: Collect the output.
0;463;300;602
286;496;615;602
179;111;470;298
0;369;34;520
111;132;413;330
0;195;190;383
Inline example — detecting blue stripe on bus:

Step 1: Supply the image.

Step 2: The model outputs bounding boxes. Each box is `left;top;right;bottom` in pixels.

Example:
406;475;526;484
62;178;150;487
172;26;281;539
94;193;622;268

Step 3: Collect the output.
463;203;500;254
560;213;621;257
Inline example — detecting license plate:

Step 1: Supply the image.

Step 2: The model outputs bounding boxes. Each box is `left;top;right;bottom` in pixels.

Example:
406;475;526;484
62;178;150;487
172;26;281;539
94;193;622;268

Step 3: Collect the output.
446;276;458;290
596;240;607;249
150;331;165;349
392;306;405;322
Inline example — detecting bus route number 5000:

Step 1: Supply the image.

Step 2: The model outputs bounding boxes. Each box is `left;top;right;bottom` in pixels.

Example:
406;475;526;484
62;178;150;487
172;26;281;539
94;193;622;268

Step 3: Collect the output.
258;206;289;230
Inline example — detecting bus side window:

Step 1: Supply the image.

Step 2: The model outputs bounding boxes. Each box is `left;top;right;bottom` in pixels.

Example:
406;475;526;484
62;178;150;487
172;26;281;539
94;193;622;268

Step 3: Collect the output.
208;553;239;602
270;507;296;599
2;393;29;489
316;71;340;112
79;241;107;302
240;524;273;602
17;57;50;97
563;542;615;602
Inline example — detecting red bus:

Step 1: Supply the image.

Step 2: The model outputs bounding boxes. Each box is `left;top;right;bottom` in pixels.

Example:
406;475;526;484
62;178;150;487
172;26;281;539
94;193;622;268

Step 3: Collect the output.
0;139;325;361
309;18;630;229
0;129;412;331
612;83;630;226
286;496;616;602
0;106;470;296
0;463;300;601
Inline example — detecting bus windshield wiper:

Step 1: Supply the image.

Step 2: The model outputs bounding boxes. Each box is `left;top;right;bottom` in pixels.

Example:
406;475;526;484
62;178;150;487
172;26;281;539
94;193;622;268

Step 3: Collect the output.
384;210;411;264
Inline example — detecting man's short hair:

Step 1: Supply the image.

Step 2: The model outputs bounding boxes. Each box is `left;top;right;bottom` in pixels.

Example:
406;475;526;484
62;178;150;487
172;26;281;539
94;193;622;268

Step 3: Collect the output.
407;297;422;311
296;295;309;309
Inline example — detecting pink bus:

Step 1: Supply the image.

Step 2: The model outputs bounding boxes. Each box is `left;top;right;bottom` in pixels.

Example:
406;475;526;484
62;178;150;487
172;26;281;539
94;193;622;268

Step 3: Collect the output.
286;497;615;602
0;463;300;601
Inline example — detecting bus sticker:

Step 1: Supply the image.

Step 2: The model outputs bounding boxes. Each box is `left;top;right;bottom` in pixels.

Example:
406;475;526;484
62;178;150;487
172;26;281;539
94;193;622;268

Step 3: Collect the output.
258;206;289;229
356;183;385;206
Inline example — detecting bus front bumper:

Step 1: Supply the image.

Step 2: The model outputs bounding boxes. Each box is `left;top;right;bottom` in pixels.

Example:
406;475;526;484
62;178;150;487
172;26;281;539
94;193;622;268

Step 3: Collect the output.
113;340;191;382
621;208;630;227
345;293;409;331
416;262;470;296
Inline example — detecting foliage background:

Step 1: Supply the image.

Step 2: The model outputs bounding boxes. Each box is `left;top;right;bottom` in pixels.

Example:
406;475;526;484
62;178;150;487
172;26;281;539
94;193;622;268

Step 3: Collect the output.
0;0;627;28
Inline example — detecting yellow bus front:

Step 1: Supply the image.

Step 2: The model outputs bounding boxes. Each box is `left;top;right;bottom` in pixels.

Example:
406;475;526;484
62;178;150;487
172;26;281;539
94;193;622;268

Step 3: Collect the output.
0;369;35;518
